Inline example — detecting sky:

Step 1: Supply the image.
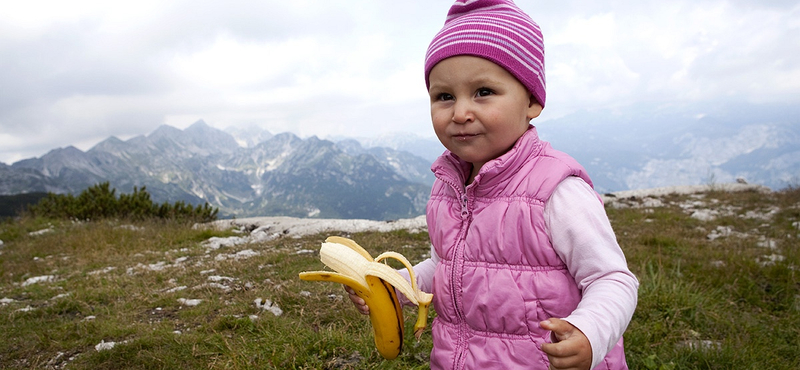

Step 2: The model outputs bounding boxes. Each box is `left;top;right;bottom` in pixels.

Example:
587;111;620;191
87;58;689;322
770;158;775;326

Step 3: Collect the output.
1;0;799;165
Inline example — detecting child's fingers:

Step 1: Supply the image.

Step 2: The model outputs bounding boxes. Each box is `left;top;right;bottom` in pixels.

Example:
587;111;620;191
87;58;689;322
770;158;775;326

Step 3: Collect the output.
540;339;589;370
344;285;370;315
540;318;573;342
539;319;592;370
541;340;580;358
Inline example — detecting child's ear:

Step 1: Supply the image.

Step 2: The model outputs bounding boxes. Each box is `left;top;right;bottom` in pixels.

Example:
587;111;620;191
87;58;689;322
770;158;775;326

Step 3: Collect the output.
527;96;543;120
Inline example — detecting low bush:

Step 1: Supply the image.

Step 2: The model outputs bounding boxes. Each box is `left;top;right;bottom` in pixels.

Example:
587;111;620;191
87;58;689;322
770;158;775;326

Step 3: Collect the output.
25;182;218;222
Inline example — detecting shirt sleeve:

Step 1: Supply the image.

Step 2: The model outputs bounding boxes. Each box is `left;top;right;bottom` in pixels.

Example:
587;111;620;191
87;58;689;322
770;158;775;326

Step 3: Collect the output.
396;244;439;307
544;176;639;369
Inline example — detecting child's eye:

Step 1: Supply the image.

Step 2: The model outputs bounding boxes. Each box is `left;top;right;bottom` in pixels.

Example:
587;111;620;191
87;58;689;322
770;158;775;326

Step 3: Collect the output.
476;88;494;97
436;93;455;101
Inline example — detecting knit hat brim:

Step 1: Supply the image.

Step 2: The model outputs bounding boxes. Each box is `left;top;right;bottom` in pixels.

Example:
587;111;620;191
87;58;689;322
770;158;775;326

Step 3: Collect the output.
424;0;546;107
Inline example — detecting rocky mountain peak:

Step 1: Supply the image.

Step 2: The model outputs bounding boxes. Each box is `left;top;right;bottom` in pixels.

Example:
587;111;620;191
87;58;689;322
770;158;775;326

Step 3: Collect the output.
1;124;433;220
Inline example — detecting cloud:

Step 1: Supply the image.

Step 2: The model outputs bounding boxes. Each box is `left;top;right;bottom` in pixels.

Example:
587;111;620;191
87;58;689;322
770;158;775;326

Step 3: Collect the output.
0;0;798;164
536;0;800;118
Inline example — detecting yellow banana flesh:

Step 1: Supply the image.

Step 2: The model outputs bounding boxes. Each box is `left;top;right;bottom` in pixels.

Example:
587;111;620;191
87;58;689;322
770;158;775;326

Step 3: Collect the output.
298;236;434;359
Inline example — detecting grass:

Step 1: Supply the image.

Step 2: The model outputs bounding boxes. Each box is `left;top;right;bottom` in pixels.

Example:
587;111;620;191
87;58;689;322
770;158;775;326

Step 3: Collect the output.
0;187;798;369
614;187;800;369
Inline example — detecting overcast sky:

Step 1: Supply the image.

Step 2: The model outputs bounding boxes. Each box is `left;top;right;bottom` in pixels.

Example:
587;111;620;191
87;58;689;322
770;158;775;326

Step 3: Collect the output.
1;0;798;164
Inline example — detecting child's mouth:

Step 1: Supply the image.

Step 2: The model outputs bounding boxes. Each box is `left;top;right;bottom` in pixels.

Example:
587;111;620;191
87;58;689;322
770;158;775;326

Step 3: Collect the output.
453;133;478;141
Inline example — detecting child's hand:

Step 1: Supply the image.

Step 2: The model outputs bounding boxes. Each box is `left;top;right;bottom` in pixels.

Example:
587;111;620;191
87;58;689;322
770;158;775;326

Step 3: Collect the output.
540;318;592;370
344;285;370;315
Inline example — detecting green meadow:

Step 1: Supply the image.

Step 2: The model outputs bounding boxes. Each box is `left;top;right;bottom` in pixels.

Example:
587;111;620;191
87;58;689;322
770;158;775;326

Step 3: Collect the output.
1;187;798;369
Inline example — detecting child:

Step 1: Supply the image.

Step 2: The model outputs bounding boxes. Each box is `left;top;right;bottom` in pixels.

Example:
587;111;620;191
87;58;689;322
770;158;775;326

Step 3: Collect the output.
347;1;638;369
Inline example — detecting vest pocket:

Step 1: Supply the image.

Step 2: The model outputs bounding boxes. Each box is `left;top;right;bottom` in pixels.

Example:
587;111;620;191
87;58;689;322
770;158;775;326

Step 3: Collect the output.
524;299;552;338
524;299;555;366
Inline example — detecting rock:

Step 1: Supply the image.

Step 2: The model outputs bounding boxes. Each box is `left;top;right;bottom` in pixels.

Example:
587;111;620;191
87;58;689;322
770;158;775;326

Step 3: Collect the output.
177;298;203;306
95;340;116;351
691;209;717;221
254;298;283;316
21;275;56;287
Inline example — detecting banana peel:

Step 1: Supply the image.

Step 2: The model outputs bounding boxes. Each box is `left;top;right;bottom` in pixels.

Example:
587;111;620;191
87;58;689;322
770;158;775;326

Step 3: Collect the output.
299;236;433;360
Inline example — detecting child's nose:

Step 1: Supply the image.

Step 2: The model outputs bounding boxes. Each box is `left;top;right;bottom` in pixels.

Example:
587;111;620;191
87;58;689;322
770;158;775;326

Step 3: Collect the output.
452;99;474;124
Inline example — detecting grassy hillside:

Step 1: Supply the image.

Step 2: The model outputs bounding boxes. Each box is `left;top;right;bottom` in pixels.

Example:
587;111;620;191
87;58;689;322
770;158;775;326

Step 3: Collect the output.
0;187;798;369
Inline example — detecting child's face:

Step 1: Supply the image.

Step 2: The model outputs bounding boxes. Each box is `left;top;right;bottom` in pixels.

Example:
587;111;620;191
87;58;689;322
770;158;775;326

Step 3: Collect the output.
428;56;542;174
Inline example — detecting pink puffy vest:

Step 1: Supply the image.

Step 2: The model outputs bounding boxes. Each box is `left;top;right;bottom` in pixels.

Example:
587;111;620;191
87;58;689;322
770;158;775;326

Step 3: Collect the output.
426;127;627;369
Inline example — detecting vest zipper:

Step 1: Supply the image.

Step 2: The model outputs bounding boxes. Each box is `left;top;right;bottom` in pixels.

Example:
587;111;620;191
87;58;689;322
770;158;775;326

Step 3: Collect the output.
443;178;472;370
434;167;472;370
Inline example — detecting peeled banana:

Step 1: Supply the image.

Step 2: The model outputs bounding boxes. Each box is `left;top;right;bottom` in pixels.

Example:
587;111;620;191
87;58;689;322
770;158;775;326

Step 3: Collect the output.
298;236;433;360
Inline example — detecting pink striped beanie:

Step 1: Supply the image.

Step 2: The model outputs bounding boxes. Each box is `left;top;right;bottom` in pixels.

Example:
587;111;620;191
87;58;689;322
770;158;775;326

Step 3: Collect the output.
425;0;546;107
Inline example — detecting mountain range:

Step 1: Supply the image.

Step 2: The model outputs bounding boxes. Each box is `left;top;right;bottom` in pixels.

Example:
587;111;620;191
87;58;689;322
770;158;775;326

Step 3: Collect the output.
1;100;797;219
0;121;434;220
537;100;800;193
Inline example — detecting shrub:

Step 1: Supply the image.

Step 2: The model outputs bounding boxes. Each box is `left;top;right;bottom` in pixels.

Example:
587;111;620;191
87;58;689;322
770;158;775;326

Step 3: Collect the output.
26;182;218;222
